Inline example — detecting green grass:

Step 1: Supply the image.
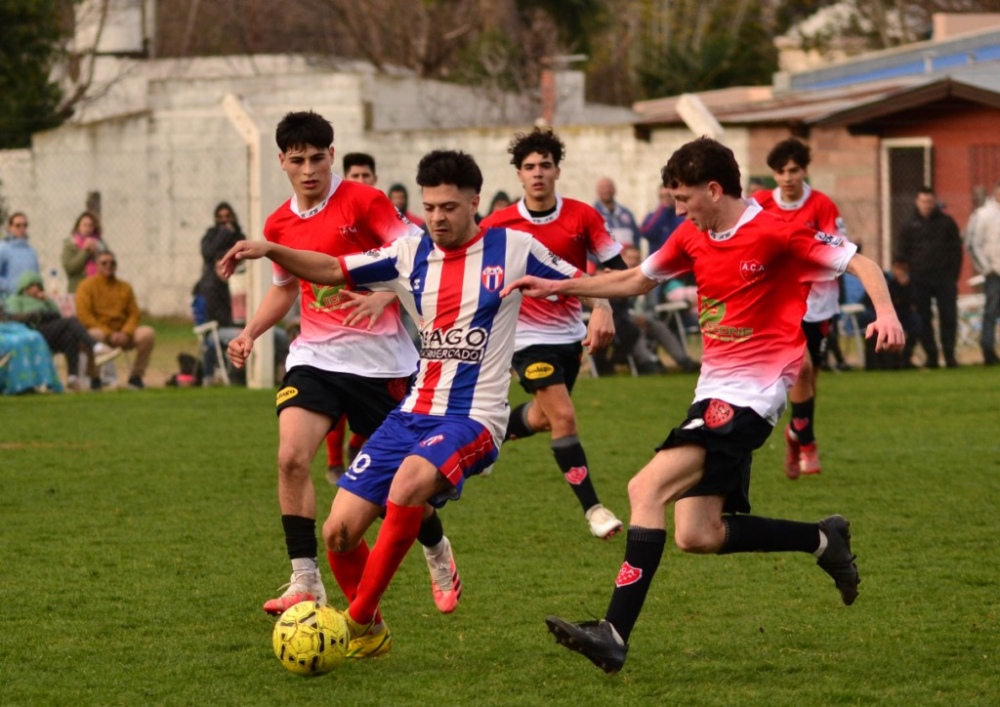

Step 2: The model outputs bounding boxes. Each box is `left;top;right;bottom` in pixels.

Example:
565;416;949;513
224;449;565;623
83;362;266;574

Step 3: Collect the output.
2;368;999;705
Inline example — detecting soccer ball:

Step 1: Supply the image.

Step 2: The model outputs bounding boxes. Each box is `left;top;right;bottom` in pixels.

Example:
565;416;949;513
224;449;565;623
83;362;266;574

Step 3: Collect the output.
272;601;349;676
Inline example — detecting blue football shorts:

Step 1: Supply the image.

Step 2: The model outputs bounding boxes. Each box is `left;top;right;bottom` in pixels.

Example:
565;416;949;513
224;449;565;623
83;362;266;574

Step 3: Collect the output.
337;409;499;508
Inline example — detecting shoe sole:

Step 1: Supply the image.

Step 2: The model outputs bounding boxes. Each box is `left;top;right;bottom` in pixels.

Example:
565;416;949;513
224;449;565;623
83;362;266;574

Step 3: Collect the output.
545;616;623;674
592;523;623;540
262;591;322;616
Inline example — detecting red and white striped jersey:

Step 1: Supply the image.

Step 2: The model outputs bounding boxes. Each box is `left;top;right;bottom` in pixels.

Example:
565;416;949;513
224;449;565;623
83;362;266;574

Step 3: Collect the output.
339;227;581;444
481;196;622;350
754;184;848;322
642;200;857;423
264;175;422;377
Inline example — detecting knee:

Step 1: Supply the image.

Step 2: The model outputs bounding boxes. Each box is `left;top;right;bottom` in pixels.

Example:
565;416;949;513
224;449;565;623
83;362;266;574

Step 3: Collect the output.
276;447;312;479
322;515;361;553
673;522;724;554
135;327;155;349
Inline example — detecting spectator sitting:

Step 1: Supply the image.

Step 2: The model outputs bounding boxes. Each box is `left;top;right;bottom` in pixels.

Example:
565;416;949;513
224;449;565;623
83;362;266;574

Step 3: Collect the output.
4;271;123;390
0;321;63;394
621;246;699;372
387;183;425;227
193;254;288;386
74;251;155;389
862;258;921;370
0;212;41;300
62;211;106;293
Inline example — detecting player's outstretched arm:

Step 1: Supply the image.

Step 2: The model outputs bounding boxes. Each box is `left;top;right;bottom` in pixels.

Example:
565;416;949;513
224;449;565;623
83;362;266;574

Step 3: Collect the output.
846;254;905;353
501;266;656;301
221;240;345;286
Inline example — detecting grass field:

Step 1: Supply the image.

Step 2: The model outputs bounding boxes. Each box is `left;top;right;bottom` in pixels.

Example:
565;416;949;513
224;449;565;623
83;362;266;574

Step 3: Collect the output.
1;367;998;705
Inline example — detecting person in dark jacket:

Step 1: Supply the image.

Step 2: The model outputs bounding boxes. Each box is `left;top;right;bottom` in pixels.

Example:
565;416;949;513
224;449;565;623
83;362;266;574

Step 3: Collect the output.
201;203;244;280
894;187;963;368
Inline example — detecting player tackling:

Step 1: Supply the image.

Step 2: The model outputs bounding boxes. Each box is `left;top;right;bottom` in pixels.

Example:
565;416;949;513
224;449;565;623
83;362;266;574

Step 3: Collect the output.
223;149;601;655
501;137;904;673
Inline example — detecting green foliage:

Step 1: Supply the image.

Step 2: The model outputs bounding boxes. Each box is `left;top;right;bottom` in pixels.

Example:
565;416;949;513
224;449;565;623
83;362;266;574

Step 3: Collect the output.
1;368;998;703
0;0;67;148
634;3;779;98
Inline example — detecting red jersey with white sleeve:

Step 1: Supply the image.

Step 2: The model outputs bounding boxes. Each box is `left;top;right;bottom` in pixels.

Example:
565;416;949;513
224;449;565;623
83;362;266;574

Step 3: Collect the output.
642;200;857;424
481;196;622;350
264;175;422;377
754;184;848;322
338;227;582;445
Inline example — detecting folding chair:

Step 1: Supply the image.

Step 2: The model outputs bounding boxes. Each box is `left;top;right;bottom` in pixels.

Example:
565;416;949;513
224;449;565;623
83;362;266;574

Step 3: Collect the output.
193;320;230;386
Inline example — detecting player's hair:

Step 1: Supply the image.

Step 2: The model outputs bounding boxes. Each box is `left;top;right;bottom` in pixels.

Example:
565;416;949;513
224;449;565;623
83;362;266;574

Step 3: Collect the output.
766;138;811;171
342;152;375;174
275;111;334;152
7;211;26;227
508;127;565;168
917;185;936;197
416;150;483;194
661;137;742;198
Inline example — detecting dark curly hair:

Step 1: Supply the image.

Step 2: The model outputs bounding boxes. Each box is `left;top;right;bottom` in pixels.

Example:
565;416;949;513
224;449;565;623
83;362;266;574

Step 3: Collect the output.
508;127;565;169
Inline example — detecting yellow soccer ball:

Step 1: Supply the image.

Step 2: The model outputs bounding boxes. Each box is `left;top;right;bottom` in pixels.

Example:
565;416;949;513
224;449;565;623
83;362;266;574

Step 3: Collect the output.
272;601;349;676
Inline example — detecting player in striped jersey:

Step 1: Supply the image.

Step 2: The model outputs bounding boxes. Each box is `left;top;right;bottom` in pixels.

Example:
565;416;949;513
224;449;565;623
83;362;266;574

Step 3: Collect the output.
222;149;597;652
481;127;624;540
503;137;904;673
225;112;460;623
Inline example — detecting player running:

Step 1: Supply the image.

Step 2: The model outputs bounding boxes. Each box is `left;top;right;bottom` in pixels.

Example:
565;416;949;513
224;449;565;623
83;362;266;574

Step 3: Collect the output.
754;138;848;479
223;149;605;657
481;127;623;539
502;137;904;673
228;112;461;620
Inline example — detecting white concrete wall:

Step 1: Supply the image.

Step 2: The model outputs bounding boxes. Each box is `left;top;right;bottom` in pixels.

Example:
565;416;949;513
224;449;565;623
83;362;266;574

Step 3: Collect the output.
0;54;739;317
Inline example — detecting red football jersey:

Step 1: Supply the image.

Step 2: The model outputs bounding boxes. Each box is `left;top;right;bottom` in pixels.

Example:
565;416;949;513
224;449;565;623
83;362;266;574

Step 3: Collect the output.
643;201;856;423
481;196;622;348
754;184;848;322
263;175;422;376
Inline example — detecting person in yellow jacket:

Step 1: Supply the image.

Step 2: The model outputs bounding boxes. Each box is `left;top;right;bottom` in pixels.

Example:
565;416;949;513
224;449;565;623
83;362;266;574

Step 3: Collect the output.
74;251;155;389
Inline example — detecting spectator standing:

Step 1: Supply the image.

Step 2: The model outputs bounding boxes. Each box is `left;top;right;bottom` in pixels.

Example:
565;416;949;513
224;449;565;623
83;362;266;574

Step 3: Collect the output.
594;177;640;247
965;183;1000;366
895;187;963;368
201;203;244;280
640;186;685;254
0;212;40;299
62;212;105;293
74;251;156;389
387;183;425;227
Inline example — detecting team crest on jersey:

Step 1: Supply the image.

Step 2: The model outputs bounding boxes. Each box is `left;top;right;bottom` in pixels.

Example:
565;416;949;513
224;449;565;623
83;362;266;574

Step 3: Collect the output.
339;225;359;235
309;283;346;312
740;259;765;283
420;434;445;448
482;265;504;292
814;231;845;248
